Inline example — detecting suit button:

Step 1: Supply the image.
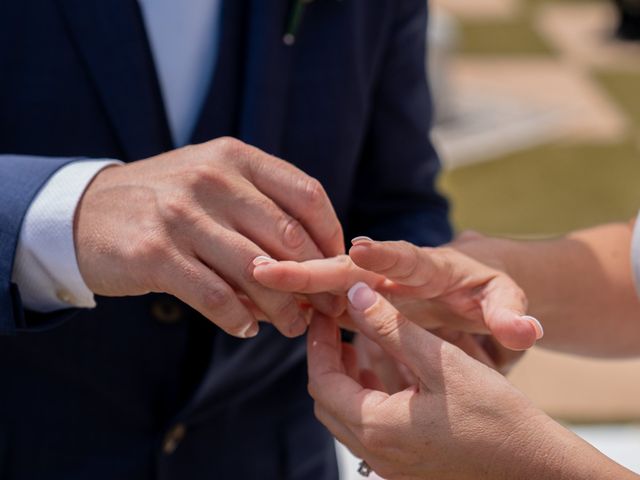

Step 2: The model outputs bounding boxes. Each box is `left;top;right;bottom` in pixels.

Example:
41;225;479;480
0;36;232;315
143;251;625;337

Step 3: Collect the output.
151;298;184;324
162;423;186;455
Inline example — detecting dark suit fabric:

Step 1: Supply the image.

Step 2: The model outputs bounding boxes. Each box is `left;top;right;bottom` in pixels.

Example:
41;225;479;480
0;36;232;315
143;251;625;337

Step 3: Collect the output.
0;0;452;478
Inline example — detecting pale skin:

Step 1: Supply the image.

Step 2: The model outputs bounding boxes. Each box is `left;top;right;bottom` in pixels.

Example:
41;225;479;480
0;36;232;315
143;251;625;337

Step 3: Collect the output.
253;222;640;478
74;137;346;339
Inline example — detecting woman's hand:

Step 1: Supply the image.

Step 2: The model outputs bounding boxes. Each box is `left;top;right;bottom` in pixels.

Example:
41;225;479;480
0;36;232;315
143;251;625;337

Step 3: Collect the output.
307;283;638;480
254;239;543;350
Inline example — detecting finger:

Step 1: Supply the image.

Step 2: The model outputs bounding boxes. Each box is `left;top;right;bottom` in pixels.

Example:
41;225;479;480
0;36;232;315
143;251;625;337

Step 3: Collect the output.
253;255;385;294
314;404;369;462
352;240;543;351
254;255;378;318
307;313;388;422
481;276;543;350
350;240;456;296
335;311;359;333
238;292;315;321
341;342;360;382
356;333;408;394
445;331;496;369
244;150;344;257
359;369;385;391
163;255;259;338
346;282;450;390
193;225;307;338
477;336;524;375
222;184;342;317
231;186;325;262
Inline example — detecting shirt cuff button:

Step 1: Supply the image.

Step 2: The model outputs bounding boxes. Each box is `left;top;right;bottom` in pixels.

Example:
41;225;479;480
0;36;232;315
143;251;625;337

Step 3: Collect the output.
56;289;77;305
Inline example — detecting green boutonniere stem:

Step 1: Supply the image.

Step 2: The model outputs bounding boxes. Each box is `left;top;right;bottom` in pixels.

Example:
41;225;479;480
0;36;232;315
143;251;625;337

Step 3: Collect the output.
283;0;314;46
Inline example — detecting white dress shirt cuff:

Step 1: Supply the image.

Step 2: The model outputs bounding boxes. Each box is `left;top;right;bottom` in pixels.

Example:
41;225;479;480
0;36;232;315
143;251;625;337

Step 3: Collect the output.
11;159;123;312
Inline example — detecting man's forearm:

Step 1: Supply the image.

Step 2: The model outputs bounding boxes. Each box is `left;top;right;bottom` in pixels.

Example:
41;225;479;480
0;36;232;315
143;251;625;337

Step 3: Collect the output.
465;223;640;357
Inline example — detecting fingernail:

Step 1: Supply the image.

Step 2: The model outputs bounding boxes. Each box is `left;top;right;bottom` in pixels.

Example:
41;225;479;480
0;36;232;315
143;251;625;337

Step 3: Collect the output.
252;255;277;267
289;314;308;337
351;236;373;246
303;308;314;325
241;323;260;338
522;315;544;340
348;282;377;311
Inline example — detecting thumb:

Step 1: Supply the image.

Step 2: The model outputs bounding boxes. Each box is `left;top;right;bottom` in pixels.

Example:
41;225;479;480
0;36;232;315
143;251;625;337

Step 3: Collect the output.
346;282;447;391
482;276;544;351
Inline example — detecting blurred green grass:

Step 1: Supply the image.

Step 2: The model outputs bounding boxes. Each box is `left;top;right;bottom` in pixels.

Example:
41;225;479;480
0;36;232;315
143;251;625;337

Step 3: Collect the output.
457;19;551;55
597;71;640;125
441;141;640;235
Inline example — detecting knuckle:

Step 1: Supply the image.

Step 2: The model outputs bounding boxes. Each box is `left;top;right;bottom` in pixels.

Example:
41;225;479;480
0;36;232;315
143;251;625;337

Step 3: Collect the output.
212;137;249;169
187;162;234;192
161;195;196;225
392;245;421;281
213;136;244;157
269;293;298;325
373;310;408;341
129;232;167;266
280;215;307;252
271;295;299;321
201;283;233;313
242;257;262;285
300;177;327;207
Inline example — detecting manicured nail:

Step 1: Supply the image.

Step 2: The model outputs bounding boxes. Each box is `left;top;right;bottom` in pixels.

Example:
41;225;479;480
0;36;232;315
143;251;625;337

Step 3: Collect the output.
522;315;544;340
241;323;260;338
348;282;377;311
351;236;373;246
252;255;277;267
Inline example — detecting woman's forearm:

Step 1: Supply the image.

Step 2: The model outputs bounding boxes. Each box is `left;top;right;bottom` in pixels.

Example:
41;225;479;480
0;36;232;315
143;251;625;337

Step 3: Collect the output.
463;222;640;356
504;414;639;480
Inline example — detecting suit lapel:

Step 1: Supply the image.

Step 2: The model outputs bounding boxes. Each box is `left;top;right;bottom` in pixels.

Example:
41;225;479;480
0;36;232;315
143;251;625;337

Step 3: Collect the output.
55;0;173;160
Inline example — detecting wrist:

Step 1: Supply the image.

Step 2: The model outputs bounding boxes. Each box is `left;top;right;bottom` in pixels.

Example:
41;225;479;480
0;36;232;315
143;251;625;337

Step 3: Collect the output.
480;405;552;480
492;409;639;480
73;162;125;294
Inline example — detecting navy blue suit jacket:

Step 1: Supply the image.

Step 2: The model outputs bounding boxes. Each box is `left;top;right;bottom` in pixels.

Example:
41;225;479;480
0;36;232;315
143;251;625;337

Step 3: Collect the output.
0;1;452;479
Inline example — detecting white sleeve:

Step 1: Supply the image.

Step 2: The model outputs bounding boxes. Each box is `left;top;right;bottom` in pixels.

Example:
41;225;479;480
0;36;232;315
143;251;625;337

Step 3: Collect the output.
11;159;123;312
631;211;640;299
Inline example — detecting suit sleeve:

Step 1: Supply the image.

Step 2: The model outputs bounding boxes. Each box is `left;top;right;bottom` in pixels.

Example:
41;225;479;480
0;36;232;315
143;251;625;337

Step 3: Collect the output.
0;155;87;334
345;0;453;247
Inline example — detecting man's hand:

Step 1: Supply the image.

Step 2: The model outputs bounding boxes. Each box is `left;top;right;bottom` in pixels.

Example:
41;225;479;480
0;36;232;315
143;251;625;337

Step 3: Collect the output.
253;239;543;350
74;137;344;338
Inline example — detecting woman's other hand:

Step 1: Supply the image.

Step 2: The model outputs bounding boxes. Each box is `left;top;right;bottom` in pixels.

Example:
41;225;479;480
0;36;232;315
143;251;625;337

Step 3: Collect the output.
307;284;636;480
